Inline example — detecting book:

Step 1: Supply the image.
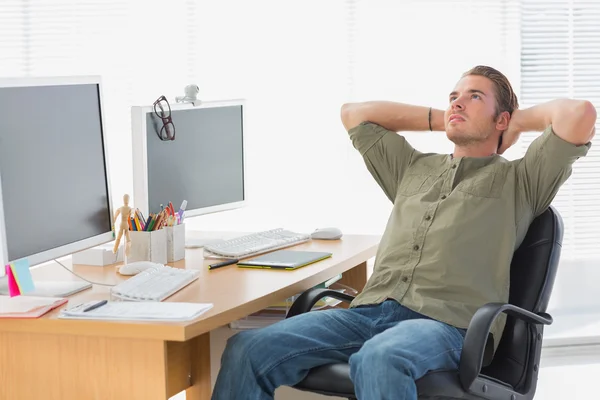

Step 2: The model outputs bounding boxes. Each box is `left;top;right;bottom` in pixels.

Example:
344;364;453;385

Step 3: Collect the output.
0;295;68;318
237;250;333;270
58;300;213;322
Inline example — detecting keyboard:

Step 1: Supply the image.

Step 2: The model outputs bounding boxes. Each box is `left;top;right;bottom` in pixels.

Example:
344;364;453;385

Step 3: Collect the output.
111;264;200;301
203;228;311;258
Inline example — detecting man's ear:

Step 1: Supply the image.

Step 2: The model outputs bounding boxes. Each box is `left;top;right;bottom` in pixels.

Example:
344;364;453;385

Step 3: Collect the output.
495;111;511;131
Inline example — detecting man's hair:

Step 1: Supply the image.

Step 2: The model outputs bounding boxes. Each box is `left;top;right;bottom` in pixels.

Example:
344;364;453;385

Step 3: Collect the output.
462;65;519;118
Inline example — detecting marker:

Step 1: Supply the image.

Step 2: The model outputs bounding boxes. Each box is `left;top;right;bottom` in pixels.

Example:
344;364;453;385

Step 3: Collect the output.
83;300;108;312
208;259;239;270
178;200;187;222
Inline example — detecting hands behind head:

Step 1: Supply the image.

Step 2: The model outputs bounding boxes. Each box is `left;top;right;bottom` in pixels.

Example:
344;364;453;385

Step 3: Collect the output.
498;109;523;155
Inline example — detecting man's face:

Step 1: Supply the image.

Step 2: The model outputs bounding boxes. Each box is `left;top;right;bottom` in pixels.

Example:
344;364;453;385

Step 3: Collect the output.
445;75;500;147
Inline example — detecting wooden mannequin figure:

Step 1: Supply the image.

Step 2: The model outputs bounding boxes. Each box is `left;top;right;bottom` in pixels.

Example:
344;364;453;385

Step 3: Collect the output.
113;194;133;256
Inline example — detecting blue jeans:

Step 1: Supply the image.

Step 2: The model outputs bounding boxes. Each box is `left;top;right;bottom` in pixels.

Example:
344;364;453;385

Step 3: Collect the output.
212;300;466;400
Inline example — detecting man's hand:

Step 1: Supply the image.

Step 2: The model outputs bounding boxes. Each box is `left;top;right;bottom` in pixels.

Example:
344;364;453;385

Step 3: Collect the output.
498;109;523;154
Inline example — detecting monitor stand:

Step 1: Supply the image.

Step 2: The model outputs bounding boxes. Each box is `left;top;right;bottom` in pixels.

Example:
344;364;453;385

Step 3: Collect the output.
0;278;91;297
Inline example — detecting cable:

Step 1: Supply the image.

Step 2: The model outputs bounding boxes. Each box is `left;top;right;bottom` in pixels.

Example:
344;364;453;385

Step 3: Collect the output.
54;258;116;287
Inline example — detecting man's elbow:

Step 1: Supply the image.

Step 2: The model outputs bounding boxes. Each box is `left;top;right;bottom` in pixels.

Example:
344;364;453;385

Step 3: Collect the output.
574;100;596;142
341;102;368;131
559;100;597;144
579;99;597;121
574;100;598;130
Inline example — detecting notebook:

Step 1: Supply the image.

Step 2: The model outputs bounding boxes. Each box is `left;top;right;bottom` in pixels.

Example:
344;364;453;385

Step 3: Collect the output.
58;301;213;322
237;250;333;270
0;295;68;318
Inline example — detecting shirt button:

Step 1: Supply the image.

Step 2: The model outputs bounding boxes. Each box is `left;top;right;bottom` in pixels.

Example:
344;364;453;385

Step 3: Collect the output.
441;195;447;200
425;215;431;221
401;276;408;282
413;244;420;251
451;164;457;169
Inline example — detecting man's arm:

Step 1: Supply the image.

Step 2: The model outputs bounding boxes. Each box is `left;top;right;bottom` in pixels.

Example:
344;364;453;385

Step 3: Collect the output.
510;99;596;146
340;101;446;132
511;99;596;216
340;101;444;203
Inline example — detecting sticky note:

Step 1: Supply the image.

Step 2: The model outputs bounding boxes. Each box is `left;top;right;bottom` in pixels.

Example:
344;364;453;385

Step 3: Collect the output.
9;259;35;295
5;264;21;297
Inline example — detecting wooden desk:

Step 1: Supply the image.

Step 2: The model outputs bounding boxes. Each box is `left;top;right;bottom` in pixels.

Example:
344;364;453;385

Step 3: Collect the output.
0;234;379;400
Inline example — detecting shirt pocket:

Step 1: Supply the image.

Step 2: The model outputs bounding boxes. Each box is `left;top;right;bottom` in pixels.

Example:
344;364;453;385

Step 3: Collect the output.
398;173;437;197
456;169;506;199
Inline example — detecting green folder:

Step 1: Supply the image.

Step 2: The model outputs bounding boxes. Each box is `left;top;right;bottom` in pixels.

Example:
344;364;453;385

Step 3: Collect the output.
237;250;332;270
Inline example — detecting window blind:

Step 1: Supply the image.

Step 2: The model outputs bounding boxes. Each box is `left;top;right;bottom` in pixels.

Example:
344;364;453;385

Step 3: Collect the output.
520;0;600;261
0;1;27;77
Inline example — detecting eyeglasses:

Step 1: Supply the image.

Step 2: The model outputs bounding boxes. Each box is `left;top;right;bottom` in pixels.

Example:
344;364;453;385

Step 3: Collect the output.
153;95;175;141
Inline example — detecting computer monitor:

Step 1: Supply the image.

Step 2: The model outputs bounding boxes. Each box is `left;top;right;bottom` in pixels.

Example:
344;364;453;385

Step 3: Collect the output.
131;99;246;220
0;76;114;282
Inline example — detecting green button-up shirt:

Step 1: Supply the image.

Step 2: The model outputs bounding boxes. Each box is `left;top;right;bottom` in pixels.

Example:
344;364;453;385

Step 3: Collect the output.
348;122;590;351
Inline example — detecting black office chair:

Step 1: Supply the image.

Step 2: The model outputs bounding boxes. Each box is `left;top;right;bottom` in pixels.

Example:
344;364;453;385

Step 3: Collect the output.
286;205;563;400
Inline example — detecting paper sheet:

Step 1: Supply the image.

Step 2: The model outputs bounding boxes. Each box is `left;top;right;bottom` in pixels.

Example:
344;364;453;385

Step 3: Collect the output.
59;301;214;321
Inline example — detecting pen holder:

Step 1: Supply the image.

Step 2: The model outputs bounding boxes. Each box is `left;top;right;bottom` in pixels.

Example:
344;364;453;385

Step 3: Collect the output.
166;223;185;262
128;228;167;264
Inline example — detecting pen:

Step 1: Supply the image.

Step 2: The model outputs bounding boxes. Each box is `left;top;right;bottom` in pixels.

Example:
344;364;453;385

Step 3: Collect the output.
83;300;107;312
208;259;239;270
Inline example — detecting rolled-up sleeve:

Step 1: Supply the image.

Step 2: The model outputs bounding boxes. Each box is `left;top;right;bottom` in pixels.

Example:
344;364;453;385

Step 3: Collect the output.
348;122;419;203
516;124;591;216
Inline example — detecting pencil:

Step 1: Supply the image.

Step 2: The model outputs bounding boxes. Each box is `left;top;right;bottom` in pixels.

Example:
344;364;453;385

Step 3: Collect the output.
153;210;166;230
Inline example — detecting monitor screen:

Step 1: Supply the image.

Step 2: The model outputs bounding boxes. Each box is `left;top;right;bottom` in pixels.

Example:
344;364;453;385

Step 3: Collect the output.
143;104;245;216
0;80;112;265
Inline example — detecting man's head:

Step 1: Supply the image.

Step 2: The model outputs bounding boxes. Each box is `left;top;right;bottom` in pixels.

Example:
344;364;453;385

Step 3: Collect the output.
445;65;519;152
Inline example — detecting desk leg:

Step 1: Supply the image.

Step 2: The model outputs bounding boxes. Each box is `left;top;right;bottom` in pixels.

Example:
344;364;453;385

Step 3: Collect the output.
0;332;171;400
185;333;211;399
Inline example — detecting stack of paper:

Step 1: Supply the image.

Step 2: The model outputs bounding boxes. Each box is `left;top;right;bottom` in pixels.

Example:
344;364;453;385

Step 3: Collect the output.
0;295;68;318
59;301;213;322
229;310;287;330
229;275;348;330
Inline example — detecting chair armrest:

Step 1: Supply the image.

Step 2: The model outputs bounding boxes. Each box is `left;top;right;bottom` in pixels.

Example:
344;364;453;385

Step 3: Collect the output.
286;288;356;318
459;302;553;391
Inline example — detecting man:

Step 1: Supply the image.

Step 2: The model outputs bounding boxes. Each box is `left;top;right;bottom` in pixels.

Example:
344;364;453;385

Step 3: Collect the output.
212;66;596;400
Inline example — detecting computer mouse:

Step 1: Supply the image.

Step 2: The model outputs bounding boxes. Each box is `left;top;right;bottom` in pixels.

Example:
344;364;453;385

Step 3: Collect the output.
118;261;163;276
311;227;343;240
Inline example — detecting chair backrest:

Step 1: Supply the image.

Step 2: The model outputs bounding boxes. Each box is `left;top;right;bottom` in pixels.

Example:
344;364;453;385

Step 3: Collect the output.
481;206;563;390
